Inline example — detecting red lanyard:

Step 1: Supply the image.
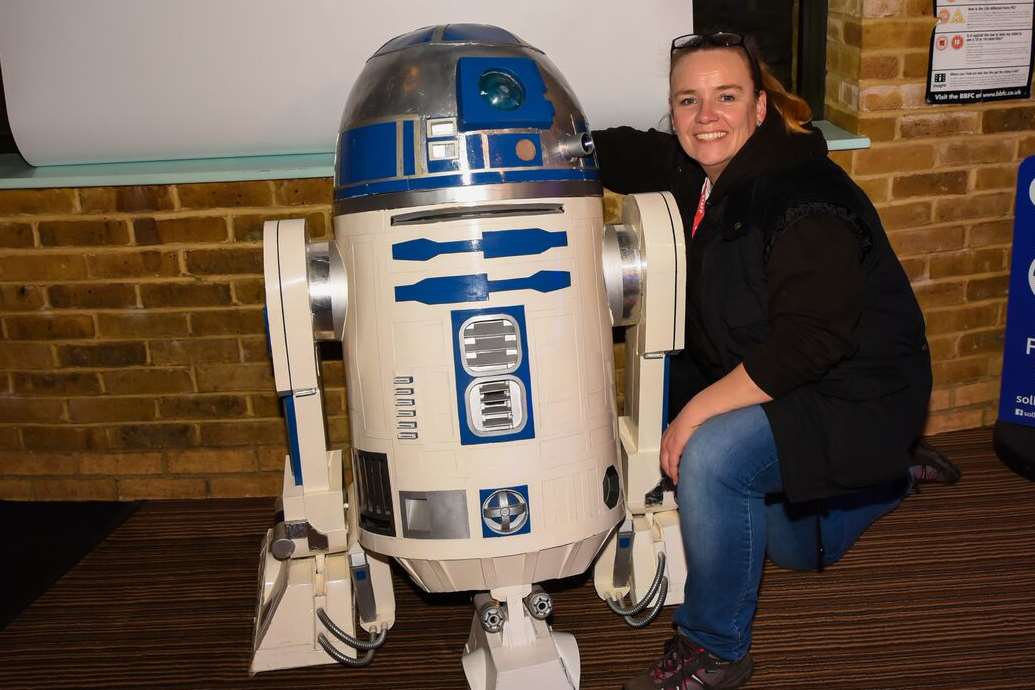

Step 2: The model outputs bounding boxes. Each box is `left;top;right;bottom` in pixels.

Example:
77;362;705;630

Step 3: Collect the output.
691;179;710;238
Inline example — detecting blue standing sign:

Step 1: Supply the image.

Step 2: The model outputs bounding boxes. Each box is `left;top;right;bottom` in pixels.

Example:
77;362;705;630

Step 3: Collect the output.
994;156;1035;480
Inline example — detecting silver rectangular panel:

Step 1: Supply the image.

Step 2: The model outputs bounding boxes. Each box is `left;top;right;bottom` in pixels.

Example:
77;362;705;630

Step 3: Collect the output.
399;490;470;539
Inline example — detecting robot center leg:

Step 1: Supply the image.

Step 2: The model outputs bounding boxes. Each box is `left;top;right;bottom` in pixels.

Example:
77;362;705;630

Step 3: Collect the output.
462;585;579;690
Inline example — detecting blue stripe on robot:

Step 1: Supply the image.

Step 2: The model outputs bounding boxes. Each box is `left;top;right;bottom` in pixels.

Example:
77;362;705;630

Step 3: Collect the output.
402;120;416;176
395;271;570;305
466;135;486;169
392;229;568;261
337;122;398;184
335;168;600;200
280;395;304;486
479;485;531;537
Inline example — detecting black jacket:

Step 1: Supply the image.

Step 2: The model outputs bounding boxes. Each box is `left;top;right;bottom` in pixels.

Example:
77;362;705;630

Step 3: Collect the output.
594;107;931;502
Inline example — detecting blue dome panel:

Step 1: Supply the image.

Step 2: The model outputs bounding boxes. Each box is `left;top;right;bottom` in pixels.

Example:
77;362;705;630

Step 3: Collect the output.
442;24;522;45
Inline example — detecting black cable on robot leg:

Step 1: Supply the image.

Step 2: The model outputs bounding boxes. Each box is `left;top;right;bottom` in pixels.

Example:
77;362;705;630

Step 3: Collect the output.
317;633;377;667
623;576;668;628
606;552;667;617
316;608;388;650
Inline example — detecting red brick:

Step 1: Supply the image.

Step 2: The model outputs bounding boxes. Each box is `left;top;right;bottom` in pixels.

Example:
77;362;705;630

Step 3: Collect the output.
139;282;232;308
0;285;45;311
68;397;157;423
109;424;197;450
117;477;206;499
932;357;990;385
863;0;903;18
0;254;88;281
49;283;138;309
79;452;164;475
0;479;33;499
233;279;265;305
0;342;54;370
859;85;902;111
913;281;965;309
953;380;1000;407
87;251;180;278
250;393;282;418
958;329;1005;356
928;248;1007;279
876;201;932;230
57;341;148;367
134;216;228;245
22;426;107;451
899;113;979;139
974;165;1017;191
855;145;936;175
33;478;117;501
158;395;248;419
272;178;332;206
257;447;289;472
902;52;929;79
13;371;101;396
892;171;967;199
196;363;274;392
185;248;263;275
0;189;77;215
983;106;1035;133
79;186;176;213
208;473;281;498
966;275;1009;302
190;308;265;336
900;257;927;281
0;222;34;248
39;219;130;247
328;416;350;444
968;220;1013;248
934;193;1012;223
98;312;190;338
860;55;899;80
925;304;1000;335
0;397;65;423
5;314;95;340
149;338;240;365
177;181;274;209
199;420;285;446
856;117;896;143
103;368;194;395
0;451;78;475
887;225;964;256
166;448;257;474
240;337;271;362
938;140;1014;166
862;20;932;49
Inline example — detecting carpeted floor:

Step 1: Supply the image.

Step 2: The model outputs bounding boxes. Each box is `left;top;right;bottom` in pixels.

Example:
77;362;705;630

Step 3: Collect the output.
1;427;1033;689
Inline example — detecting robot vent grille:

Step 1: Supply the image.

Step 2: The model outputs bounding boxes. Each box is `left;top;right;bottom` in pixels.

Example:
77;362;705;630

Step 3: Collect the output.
461;317;521;374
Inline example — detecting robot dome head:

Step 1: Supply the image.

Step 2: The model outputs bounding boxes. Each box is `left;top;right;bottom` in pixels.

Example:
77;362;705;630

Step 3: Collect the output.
334;24;599;213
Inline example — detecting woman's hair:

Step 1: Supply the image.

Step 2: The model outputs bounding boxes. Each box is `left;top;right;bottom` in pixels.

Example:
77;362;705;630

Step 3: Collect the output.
670;33;813;135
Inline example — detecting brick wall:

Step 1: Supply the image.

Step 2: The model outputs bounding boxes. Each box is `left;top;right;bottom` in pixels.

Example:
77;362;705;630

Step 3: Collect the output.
824;0;1025;434
0;181;341;499
2;3;1032;499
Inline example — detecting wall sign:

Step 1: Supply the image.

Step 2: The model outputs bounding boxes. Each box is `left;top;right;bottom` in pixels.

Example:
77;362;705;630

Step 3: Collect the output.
926;0;1035;104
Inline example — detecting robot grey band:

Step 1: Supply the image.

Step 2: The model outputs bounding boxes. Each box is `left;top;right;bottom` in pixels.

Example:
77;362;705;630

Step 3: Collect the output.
254;24;685;689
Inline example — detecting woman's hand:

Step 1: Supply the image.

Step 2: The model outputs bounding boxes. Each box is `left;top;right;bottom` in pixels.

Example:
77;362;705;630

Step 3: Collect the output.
659;404;701;484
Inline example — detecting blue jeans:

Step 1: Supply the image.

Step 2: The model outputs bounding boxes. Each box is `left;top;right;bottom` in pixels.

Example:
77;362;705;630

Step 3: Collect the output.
671;405;909;661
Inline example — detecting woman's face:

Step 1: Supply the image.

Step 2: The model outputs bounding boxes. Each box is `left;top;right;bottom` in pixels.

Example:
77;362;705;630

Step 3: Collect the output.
669;48;767;182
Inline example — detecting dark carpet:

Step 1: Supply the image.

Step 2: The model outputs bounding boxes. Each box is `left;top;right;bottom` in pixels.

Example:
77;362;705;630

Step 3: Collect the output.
1;427;1033;689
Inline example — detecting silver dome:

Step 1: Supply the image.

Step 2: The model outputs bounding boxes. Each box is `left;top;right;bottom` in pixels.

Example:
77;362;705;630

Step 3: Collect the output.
334;24;599;213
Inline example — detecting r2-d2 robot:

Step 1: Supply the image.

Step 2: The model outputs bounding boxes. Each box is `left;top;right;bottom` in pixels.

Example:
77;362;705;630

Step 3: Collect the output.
252;24;688;689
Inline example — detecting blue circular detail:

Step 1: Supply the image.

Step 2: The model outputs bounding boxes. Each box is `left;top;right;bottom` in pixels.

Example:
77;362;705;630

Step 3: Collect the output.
481;489;529;535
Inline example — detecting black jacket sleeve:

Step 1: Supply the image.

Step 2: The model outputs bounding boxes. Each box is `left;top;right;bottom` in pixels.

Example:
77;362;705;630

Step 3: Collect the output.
592;127;685;194
742;215;865;398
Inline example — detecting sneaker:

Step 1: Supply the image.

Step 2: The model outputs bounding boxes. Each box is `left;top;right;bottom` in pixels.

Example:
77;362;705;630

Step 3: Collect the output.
623;634;754;690
909;440;962;486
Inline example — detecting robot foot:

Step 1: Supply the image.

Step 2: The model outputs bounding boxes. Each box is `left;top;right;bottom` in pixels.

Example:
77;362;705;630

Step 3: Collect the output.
250;529;386;672
462;585;579;690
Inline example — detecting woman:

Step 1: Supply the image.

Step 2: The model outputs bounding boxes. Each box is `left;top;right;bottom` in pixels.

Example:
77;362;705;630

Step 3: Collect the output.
593;32;954;690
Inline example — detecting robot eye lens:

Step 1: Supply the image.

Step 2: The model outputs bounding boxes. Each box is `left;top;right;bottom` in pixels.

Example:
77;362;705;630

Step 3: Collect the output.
478;70;524;111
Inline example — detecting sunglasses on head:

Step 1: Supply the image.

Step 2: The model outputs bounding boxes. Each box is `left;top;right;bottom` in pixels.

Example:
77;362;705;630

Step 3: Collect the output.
670;31;745;53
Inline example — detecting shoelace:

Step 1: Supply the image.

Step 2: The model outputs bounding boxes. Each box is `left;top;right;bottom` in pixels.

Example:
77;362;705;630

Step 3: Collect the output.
650;638;707;681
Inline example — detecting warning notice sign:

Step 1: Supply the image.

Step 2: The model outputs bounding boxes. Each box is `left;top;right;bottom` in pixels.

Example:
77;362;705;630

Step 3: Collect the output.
927;0;1035;103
